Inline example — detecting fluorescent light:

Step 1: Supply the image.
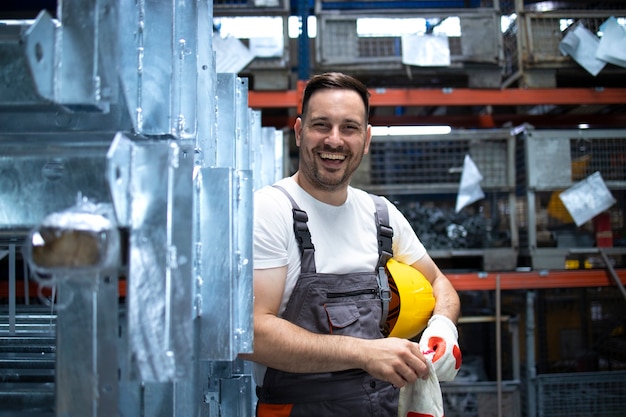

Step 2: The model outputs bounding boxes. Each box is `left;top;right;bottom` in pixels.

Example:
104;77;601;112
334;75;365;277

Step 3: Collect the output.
371;125;451;136
578;123;590;129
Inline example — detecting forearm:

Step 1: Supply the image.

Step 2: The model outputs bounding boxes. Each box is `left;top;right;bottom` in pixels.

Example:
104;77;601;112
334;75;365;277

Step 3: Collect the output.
240;312;431;387
240;314;366;373
431;273;461;324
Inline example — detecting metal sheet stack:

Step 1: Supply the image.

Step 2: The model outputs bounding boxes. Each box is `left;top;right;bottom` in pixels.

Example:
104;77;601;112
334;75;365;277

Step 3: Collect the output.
0;1;283;416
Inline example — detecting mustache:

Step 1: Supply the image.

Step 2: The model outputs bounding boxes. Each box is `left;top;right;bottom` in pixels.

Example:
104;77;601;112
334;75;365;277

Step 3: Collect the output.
319;144;347;153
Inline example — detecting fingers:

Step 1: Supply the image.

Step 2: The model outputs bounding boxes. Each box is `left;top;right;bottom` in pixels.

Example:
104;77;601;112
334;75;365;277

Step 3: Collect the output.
403;341;429;380
364;338;429;388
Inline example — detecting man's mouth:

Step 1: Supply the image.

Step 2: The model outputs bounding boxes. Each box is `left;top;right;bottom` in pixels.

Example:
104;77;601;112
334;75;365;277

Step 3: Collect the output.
319;152;346;161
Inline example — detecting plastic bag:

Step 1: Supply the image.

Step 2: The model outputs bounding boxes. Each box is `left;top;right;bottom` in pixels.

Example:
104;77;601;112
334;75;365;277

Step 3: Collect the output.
397;359;444;417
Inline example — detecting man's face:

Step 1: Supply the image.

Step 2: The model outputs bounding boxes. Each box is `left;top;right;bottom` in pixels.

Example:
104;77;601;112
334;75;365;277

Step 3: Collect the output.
294;89;371;192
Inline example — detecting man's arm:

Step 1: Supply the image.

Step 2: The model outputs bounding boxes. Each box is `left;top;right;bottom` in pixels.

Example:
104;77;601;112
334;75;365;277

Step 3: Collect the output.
239;266;431;387
411;254;462;381
411;254;460;323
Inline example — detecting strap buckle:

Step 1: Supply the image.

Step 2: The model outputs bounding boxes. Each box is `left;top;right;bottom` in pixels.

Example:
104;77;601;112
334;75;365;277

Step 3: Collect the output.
377;266;391;336
377;266;392;302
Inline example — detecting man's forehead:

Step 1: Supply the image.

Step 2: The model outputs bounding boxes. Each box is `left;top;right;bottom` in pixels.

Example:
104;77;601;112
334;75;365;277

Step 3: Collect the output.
307;90;367;122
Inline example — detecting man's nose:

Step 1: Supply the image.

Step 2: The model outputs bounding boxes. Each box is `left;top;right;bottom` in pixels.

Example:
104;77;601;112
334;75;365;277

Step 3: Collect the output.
324;126;342;146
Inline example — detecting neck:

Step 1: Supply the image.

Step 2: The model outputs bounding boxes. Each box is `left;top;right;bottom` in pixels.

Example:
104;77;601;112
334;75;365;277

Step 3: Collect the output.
293;172;348;206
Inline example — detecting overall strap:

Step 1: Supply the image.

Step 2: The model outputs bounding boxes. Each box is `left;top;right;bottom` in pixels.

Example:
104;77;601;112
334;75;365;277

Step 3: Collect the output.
273;185;316;274
369;194;394;335
370;194;393;268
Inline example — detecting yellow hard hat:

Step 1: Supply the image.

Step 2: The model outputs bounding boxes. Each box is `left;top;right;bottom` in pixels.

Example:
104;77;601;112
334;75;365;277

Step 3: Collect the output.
385;258;435;339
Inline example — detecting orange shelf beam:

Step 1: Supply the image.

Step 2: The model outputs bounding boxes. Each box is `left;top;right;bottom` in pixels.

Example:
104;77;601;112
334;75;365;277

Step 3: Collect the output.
248;87;626;109
447;269;626;291
1;269;625;298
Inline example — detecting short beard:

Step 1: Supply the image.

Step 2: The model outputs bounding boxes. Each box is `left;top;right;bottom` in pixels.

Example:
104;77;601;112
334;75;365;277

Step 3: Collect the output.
312;170;349;191
299;149;358;192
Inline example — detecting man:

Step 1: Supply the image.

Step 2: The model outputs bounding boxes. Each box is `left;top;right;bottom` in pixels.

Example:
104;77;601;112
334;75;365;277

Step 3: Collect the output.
242;72;461;416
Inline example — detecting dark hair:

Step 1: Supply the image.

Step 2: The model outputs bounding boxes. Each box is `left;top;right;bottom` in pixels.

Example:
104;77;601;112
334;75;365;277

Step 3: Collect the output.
301;72;370;121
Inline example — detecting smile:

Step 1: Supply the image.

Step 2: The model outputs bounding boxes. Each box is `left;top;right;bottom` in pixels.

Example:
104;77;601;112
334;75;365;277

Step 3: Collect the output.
319;152;346;161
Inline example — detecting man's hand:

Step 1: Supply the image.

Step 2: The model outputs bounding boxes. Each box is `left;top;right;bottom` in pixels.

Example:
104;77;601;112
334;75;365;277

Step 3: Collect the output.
418;315;462;381
360;337;430;388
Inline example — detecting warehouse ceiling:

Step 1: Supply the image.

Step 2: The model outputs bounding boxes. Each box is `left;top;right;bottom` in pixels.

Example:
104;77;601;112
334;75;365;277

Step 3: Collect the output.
2;1;625;130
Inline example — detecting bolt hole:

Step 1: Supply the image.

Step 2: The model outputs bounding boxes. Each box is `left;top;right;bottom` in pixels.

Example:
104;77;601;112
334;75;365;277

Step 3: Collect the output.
35;42;44;62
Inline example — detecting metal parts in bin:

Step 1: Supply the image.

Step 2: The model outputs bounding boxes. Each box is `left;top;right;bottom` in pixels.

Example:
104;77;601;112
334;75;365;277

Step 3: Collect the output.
354;128;519;271
518;127;626;270
315;6;503;87
506;6;626;88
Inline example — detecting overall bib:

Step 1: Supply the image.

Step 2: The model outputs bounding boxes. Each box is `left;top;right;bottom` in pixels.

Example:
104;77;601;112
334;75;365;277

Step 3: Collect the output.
256;187;399;417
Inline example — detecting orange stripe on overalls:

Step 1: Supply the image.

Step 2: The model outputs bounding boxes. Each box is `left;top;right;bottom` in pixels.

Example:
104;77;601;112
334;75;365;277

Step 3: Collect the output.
257;403;294;417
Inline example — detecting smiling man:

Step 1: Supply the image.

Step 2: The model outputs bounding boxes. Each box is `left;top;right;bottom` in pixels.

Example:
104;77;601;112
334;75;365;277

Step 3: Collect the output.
242;72;461;417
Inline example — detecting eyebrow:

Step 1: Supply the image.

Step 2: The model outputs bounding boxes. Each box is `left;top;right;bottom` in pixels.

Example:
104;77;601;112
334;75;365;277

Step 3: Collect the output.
308;115;364;126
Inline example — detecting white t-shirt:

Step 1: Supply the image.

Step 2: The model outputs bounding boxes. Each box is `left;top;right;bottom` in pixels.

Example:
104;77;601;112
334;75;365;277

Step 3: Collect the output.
252;176;427;385
254;176;427;315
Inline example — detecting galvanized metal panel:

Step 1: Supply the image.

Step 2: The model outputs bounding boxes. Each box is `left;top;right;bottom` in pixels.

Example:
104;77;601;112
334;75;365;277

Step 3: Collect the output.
119;0;173;134
0;0;265;414
196;166;253;360
236;78;251;171
0;4;118;112
216;73;250;169
0;103;133;134
22;203;121;417
220;375;254;417
0;13;56;107
55;275;119;417
57;0;118;111
196;0;218;168
118;0;200;137
249;109;263;190
250;111;285;189
260;126;283;187
0;134;113;230
525;132;574;190
23;11;57;103
235;169;253;355
273;129;285;183
108;133;195;382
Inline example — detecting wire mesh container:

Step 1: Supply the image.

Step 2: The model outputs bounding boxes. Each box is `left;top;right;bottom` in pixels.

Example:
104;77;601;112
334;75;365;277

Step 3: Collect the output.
442;381;522;417
526;12;624;65
516;128;626;269
358;129;516;194
355;129;518;270
537;370;626;417
316;8;503;71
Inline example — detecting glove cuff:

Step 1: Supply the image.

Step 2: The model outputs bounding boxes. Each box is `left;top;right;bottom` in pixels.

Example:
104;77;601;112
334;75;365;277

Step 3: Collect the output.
427;314;459;340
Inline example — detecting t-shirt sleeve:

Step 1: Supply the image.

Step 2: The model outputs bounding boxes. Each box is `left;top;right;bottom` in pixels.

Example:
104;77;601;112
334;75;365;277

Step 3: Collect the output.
385;198;427;266
253;186;292;270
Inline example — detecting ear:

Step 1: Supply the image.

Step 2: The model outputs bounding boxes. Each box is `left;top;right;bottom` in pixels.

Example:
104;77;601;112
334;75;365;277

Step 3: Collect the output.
294;117;303;147
364;124;372;155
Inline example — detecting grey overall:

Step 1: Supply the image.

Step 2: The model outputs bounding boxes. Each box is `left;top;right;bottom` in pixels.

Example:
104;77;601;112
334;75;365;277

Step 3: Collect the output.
256;187;399;417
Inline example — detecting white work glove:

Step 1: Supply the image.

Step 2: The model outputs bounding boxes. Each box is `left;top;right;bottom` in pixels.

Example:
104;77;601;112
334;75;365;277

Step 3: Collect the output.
398;359;444;417
419;314;462;381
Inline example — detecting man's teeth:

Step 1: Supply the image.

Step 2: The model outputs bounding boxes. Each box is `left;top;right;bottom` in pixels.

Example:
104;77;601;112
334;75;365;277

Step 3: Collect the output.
320;153;345;160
